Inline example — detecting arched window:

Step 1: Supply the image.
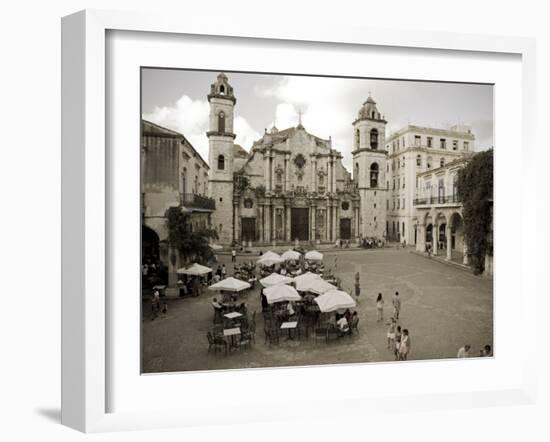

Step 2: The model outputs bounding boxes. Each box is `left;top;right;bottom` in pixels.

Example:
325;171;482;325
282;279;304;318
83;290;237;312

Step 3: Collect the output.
217;154;225;170
370;128;379;149
370;163;379;188
371;111;375;119
355;129;360;149
218;111;225;133
219;85;225;95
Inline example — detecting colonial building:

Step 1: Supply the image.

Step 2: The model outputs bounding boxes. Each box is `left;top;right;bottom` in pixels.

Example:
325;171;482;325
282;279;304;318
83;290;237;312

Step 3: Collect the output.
385;124;475;245
141;120;215;288
208;73;361;246
414;157;470;263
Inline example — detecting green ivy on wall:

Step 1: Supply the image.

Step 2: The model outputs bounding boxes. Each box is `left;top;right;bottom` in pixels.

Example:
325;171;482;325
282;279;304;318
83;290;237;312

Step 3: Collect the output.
457;149;493;274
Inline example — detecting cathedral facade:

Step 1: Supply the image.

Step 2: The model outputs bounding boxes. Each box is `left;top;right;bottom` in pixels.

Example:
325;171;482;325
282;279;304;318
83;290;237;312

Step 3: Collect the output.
207;72;387;246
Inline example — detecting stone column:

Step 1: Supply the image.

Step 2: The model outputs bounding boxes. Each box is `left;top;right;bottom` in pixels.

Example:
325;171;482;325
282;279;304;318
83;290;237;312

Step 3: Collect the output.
416;224;425;251
335;204;340;240
432;223;438;256
463;242;469;265
285;203;292;241
334;159;337;192
233;201;239;244
167;242;179;291
311;203;317;242
264;153;270;192
446;225;452;260
271;205;277;245
284;155;289;192
328;159;333;193
259;204;264;244
311;156;317;191
331;203;337;241
265;202;271;243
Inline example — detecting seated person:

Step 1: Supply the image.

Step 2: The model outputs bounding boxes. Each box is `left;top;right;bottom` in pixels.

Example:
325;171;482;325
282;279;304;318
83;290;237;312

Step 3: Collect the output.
337;316;349;334
212;297;223;310
287;301;295;317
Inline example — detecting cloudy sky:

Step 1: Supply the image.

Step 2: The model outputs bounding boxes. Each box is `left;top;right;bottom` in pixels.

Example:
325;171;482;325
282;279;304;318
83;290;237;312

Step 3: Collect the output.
142;69;493;169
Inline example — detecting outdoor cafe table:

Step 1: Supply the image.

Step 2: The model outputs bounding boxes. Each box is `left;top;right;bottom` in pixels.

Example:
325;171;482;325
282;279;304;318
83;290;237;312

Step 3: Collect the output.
224;311;242;319
223;327;241;350
280;321;298;340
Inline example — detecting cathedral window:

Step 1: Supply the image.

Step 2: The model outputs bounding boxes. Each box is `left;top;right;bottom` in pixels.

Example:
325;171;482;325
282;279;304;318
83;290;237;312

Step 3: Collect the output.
464;141;469;150
294;154;306;169
244;198;254;209
416;155;421;166
370;129;379;149
342;201;350;210
219;85;225;95
217;154;225;170
355;129;360;149
440;138;446;149
370;163;379;188
218;111;225;133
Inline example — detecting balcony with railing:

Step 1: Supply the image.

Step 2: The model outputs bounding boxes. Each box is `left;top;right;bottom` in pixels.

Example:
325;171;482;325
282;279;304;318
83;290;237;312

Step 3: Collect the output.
180;193;216;211
413;194;461;207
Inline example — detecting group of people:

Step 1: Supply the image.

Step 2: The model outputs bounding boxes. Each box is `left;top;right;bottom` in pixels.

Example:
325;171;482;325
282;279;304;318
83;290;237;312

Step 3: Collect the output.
149;288;168;321
374;291;410;360
211;295;248;322
457;344;493;358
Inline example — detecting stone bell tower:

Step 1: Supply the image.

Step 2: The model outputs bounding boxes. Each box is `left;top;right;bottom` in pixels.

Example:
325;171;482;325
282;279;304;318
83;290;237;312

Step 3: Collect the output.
207;73;237;244
352;94;388;239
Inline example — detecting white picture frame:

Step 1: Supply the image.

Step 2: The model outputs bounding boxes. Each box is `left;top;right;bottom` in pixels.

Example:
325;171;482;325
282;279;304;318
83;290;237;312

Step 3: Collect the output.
61;9;537;433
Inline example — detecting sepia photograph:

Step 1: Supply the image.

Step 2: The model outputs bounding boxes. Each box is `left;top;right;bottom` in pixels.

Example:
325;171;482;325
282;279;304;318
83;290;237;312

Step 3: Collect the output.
140;69;494;373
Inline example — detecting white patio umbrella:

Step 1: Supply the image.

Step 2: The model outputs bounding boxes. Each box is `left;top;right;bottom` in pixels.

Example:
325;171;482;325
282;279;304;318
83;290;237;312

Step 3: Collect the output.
259;273;293;288
293;271;321;292
305;250;324;261
281;249;301;261
208;277;251;292
257;251;284;267
307;278;337;295
210;243;223;251
314;289;357;313
176;263;212;275
263;284;302;305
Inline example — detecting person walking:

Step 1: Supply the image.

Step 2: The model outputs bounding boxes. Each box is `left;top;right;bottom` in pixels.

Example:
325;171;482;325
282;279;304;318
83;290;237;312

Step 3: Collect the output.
231;248;237;263
386;317;397;350
457;344;471;358
221;264;227;278
394;326;402;360
376;293;384;322
398;329;411;360
392;291;401;319
354;272;361;298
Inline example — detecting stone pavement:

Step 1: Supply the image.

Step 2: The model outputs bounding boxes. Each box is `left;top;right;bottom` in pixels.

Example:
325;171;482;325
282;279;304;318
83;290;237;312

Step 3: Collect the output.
141;248;493;373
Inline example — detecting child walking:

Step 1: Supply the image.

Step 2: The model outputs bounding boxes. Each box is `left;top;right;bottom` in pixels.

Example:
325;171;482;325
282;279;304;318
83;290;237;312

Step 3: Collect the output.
386;317;397;350
376;293;384;322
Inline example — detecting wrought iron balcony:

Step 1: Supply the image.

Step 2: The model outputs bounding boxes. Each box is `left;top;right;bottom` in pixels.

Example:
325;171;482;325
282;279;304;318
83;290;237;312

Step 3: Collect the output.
180;193;216;211
413;195;461;206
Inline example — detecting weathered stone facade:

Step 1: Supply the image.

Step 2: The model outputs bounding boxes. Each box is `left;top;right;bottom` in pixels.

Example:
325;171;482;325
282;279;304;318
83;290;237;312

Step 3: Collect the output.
207;73;362;246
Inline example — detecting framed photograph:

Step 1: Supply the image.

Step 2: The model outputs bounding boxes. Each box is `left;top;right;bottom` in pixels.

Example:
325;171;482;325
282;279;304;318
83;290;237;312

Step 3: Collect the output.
62;9;537;433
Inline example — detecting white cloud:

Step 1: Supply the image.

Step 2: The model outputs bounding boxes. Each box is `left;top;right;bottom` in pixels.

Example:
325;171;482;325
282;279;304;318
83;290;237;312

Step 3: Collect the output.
143;95;260;164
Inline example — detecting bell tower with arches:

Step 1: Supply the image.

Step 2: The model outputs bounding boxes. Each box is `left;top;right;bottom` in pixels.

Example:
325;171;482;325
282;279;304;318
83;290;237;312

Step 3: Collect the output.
207;72;237;244
352;94;388;239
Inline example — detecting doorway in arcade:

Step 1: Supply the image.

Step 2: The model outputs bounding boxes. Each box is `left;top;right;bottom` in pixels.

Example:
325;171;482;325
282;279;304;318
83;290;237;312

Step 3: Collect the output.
291;208;309;241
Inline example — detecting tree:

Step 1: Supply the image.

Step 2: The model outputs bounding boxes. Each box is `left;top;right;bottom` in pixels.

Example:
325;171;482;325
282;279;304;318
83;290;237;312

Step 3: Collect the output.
166;207;218;265
457;149;493;274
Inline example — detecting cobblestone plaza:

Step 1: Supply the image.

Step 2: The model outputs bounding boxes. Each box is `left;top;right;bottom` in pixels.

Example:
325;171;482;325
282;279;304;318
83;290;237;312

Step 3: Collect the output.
142;247;493;373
